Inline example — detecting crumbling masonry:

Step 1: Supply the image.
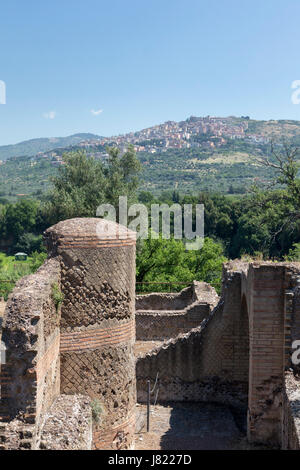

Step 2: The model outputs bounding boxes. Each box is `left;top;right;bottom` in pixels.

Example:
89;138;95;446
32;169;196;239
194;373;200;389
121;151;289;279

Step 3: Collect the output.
0;218;136;450
0;219;300;450
136;261;300;448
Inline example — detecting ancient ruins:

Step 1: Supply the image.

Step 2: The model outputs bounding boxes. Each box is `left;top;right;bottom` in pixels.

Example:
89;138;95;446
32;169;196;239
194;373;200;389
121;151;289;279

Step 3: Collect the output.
0;218;300;450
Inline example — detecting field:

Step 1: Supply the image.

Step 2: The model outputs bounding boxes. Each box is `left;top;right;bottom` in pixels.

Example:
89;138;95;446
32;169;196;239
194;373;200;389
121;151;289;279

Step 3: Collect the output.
0;253;46;300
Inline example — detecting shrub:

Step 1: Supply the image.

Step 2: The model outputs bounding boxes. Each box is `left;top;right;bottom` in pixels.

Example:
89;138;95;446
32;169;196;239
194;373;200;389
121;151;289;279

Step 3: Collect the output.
51;283;64;312
90;399;103;424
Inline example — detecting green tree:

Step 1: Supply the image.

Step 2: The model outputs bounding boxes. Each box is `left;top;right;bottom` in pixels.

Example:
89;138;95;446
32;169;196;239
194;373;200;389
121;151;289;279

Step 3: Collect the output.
136;235;226;293
104;145;142;208
47;146;141;223
47;150;106;222
4;199;39;241
14;233;45;255
186;237;227;290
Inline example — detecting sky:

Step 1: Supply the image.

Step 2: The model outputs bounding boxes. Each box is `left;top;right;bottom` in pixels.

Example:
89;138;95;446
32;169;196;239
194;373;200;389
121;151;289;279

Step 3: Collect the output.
1;0;300;145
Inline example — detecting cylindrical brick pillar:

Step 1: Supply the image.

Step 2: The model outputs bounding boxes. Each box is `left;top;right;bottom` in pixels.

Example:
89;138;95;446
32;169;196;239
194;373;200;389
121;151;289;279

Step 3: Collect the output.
44;218;136;450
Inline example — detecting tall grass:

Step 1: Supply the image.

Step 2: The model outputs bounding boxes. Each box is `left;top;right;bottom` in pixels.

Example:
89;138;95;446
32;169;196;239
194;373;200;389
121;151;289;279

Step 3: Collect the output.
0;252;47;300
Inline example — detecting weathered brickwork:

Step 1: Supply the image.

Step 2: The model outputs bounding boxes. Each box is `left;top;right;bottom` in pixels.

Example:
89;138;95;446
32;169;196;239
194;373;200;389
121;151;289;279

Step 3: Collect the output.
60;320;135;352
282;372;300;449
0;218;137;450
1;216;300;450
39;395;92;450
136;282;218;341
136;284;199;311
93;411;135;450
0;259;61;449
136;269;249;408
137;261;300;449
44;218;137;450
244;263;300;446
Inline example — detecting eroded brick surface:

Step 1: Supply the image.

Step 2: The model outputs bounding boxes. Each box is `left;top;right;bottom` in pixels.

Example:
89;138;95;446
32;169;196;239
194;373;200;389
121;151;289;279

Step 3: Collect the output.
1;218;300;450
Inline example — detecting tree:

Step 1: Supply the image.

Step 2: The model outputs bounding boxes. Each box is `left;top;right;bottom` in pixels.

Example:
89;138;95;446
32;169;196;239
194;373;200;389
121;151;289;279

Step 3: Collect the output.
14;233;45;255
242;142;300;258
186;238;227;290
104;145;142;208
47;150;106;222
4;200;39;241
47;146;142;223
136;235;227;293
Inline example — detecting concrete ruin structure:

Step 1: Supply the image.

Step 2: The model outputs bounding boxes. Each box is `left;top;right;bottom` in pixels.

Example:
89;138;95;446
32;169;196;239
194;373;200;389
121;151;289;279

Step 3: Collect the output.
0;218;300;450
137;261;300;448
0;218;136;450
136;281;219;342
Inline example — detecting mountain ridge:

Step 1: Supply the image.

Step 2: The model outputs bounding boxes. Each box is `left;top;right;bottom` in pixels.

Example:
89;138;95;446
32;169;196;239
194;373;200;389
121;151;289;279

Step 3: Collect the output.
0;133;102;161
2;115;300;161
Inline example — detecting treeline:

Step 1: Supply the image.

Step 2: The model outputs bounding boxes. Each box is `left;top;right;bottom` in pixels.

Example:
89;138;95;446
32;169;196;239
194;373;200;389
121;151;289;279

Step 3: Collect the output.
0;144;300;295
1;187;298;260
0;145;142;254
138;187;299;260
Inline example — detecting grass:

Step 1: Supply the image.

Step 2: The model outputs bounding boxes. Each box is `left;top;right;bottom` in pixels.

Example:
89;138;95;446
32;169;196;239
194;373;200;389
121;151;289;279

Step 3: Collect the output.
51;282;64;312
90;399;103;424
0;252;47;300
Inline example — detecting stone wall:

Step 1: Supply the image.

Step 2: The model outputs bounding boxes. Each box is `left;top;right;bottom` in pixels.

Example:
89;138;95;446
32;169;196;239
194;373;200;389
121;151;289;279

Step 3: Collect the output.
0;217;137;451
136;267;249;408
136;285;197;311
39;395;92;450
243;263;300;446
137;261;300;449
0;259;62;449
282;372;300;450
44;218;137;450
136;282;219;341
136;304;210;341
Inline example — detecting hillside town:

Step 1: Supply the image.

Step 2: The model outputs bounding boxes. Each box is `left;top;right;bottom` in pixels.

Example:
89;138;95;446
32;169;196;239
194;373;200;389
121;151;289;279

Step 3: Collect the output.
74;115;269;157
3;116;271;168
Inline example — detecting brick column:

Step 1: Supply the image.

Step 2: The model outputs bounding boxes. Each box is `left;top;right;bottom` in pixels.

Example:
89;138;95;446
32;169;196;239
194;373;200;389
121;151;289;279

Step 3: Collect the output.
44;218;136;450
247;264;285;446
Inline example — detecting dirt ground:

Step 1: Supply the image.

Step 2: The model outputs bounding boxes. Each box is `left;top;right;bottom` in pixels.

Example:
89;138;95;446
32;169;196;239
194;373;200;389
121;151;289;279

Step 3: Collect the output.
135;402;267;450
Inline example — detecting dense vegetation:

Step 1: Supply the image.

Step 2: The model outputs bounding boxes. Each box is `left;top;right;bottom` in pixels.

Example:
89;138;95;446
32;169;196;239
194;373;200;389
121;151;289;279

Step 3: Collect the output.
0;142;299;297
0;252;46;300
3;117;300;200
0;133;101;161
0;137;279;200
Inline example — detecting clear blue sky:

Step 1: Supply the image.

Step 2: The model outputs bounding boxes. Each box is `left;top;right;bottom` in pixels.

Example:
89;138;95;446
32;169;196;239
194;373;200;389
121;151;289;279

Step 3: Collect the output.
1;0;300;145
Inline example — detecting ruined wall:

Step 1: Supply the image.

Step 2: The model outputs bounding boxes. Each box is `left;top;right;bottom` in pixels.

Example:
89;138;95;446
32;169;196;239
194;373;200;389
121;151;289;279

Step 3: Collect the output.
136;267;249;408
136;282;218;341
136;285;196;311
244;263;300;447
0;259;61;450
39;395;92;450
282;372;300;450
136;261;300;449
136;304;211;341
44;218;136;450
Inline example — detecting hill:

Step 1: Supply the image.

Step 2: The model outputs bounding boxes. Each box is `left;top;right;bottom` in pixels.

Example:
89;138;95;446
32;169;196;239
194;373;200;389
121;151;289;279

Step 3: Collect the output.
1;115;300;200
0;133;102;161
